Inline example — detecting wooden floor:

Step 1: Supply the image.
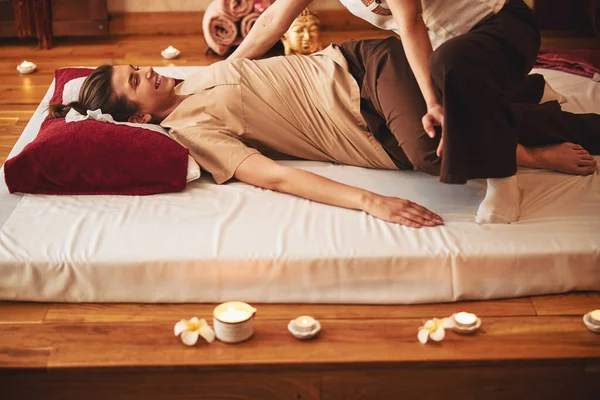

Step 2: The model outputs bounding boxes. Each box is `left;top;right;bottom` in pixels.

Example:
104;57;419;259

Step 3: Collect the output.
0;32;599;399
1;295;600;399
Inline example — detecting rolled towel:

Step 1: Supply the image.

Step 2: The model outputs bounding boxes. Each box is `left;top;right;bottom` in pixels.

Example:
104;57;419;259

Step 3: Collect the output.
202;0;239;56
240;12;260;38
221;0;254;22
535;48;600;81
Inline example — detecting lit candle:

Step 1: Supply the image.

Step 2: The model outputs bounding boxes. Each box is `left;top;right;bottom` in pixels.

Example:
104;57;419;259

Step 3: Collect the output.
17;61;36;74
590;309;600;324
217;306;251;323
212;301;257;343
454;311;477;328
294;315;316;332
161;45;180;60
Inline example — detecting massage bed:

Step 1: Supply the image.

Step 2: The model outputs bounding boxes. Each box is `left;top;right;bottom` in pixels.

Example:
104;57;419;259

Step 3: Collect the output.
0;67;599;303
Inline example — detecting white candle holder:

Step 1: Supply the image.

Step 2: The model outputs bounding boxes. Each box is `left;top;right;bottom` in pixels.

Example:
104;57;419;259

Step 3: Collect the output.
583;309;600;333
213;301;257;343
288;315;321;339
17;61;37;74
161;46;181;60
450;312;482;334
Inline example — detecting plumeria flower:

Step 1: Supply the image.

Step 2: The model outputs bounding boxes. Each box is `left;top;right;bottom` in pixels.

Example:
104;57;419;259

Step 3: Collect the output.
417;317;452;344
174;317;215;346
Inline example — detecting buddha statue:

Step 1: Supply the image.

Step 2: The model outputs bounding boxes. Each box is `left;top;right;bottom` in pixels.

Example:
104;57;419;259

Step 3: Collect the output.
282;8;323;56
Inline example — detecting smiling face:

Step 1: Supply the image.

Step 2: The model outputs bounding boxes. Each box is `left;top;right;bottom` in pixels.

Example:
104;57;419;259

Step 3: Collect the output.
111;65;179;123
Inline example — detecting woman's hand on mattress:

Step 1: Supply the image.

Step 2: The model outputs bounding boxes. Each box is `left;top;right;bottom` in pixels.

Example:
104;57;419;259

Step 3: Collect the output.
422;104;444;157
363;194;444;228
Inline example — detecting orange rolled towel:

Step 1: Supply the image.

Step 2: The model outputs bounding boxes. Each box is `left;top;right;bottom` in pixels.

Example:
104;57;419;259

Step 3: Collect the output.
240;12;260;38
202;1;239;56
221;0;254;22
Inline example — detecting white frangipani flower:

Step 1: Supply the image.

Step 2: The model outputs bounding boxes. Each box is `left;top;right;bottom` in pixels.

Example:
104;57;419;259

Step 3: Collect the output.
174;317;215;346
417;317;452;344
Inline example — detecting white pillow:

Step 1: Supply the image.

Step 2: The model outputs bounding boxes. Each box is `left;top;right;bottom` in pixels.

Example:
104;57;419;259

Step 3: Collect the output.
63;77;87;104
63;77;201;183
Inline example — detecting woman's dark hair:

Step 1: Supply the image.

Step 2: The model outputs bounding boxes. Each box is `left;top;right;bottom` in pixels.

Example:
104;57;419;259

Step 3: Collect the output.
48;65;139;122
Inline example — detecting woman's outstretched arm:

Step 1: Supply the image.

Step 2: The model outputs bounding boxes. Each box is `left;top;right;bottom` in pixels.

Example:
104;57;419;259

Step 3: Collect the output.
234;153;443;228
227;0;313;60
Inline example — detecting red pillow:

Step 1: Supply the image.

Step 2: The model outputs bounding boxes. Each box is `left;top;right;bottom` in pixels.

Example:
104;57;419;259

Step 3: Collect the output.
50;67;92;105
4;68;189;195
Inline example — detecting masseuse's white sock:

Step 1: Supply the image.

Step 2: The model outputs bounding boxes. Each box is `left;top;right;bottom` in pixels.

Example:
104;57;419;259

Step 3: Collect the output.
475;175;520;224
540;81;567;104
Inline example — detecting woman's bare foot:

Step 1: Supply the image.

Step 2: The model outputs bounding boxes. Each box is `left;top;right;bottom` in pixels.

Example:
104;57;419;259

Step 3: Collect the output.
518;142;597;175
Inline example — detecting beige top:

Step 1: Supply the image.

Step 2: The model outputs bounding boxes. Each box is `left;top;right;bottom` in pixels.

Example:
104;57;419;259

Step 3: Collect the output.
160;45;396;184
338;0;507;50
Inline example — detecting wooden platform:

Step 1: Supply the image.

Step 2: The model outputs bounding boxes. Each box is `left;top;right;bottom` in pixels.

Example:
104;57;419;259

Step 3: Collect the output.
1;295;599;399
0;33;599;399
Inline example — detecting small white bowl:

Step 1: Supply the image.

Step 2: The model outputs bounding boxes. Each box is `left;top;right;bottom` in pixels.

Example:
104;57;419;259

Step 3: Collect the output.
288;319;321;340
450;313;482;334
583;312;600;333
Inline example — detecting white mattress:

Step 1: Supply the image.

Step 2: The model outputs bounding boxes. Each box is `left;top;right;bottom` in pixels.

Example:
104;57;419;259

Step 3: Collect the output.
0;67;599;303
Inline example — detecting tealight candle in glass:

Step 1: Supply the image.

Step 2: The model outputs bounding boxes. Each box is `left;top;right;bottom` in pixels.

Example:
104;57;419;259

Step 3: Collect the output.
454;311;478;328
583;309;600;333
294;316;316;333
288;315;321;339
212;301;257;343
161;45;181;60
17;61;36;74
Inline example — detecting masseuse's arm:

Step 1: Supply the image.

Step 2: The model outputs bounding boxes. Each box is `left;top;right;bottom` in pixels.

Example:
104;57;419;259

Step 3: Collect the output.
387;0;444;155
227;0;312;60
234;153;443;228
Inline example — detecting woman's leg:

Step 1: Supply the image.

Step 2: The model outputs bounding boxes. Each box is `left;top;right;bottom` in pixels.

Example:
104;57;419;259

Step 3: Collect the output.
507;73;545;104
514;101;599;174
513;101;600;152
339;37;441;175
507;73;567;104
339;34;595;183
429;0;542;184
428;0;542;223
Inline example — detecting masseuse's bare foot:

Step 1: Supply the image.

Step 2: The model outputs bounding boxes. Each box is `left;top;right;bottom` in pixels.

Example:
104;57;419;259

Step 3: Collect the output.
519;143;597;175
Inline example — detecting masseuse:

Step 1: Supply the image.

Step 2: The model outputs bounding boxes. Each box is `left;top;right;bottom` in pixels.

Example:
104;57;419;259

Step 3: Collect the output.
229;0;559;223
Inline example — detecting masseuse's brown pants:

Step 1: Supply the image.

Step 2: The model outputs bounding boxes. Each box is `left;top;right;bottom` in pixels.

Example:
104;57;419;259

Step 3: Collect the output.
340;0;600;184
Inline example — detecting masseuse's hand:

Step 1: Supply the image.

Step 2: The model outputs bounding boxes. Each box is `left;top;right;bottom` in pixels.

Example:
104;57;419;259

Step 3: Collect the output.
422;104;444;158
363;194;444;228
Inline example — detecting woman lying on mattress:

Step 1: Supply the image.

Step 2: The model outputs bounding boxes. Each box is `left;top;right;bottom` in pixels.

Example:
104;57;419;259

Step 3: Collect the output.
48;37;600;228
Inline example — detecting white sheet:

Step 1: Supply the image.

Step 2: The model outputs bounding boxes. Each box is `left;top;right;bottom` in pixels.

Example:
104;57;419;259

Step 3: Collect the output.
0;67;599;303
